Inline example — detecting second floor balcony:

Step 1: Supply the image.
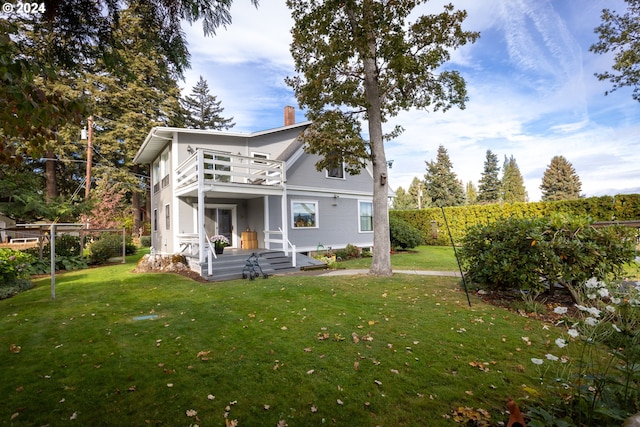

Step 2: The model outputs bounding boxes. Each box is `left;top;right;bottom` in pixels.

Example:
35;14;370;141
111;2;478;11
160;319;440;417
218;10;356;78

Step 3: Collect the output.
174;148;286;197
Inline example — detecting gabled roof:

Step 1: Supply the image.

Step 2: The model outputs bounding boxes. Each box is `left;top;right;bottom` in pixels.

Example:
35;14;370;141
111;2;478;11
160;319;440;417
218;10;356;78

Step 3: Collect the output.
132;121;312;164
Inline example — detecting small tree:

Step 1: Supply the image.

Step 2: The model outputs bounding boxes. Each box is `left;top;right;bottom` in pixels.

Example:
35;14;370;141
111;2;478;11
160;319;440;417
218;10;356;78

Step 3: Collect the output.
477;150;501;204
465;181;478;205
392;186;413;210
182;76;235;130
501;155;527;203
540;155;582;201
424;145;465;207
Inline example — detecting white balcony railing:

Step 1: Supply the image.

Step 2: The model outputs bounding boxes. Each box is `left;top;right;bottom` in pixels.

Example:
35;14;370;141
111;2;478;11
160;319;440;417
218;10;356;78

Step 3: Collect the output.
175;149;285;190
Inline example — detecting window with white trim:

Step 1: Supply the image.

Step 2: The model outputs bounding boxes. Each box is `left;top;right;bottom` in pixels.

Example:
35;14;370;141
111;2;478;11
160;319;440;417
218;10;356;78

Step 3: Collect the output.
292;201;318;228
358;201;373;232
326;163;345;179
160;150;170;188
165;204;170;230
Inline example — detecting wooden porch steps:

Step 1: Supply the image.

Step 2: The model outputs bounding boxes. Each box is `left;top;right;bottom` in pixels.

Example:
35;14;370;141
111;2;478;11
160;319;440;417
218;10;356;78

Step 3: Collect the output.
199;250;325;281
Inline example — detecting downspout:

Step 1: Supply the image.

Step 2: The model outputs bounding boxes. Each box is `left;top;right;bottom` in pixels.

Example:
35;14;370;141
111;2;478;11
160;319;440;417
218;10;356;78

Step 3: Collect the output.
281;187;288;254
264;195;270;249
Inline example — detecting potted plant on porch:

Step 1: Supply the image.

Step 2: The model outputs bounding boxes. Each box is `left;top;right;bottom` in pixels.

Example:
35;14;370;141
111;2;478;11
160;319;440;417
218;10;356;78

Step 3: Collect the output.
210;235;230;255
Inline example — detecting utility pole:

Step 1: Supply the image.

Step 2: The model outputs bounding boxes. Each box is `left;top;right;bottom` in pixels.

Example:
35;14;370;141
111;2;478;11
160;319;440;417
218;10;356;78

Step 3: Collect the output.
85;116;93;199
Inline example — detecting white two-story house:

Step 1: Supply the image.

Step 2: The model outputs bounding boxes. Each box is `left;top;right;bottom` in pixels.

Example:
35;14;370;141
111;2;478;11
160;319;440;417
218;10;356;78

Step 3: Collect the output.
133;107;375;279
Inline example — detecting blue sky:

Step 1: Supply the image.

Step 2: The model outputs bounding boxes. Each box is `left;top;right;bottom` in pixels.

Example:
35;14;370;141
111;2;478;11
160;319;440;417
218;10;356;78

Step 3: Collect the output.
182;0;639;201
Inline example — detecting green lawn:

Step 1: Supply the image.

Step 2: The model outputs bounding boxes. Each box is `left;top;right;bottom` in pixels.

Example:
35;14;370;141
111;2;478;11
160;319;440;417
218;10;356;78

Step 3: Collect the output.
0;250;581;426
337;246;461;271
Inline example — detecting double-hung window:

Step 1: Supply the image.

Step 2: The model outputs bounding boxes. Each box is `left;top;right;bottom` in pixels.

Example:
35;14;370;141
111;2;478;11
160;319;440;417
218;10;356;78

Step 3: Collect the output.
358;201;373;232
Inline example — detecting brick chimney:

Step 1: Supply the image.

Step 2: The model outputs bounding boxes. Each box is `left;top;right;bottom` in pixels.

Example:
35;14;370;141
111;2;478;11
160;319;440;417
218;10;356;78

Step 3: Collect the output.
284;106;295;126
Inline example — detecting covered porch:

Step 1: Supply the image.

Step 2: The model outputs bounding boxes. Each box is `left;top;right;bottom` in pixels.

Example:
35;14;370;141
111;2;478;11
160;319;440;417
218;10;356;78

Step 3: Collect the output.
171;148;297;275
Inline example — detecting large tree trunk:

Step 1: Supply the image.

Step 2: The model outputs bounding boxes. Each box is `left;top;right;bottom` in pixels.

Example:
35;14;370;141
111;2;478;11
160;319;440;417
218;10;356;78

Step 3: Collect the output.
45;148;56;202
362;24;391;277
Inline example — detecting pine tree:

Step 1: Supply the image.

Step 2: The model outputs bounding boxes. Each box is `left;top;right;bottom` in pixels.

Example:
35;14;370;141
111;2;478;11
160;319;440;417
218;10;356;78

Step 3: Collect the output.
392;186;412;210
540;155;582;201
465;181;478;205
424;145;465;207
82;7;186;232
501;155;527;203
477;150;501;203
182;77;235;130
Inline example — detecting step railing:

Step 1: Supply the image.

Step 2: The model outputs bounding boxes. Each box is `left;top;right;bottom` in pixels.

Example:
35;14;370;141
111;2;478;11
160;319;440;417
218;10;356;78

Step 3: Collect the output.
264;228;296;267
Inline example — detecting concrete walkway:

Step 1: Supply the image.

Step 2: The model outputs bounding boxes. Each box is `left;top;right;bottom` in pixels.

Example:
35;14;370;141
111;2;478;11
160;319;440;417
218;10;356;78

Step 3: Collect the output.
318;269;462;277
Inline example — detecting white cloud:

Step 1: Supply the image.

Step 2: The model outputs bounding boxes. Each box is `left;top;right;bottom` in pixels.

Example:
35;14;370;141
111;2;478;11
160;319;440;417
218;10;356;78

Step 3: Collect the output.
184;0;640;201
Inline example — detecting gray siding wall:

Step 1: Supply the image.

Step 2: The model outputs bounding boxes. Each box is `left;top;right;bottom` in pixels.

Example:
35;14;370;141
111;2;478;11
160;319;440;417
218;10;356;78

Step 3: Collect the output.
174;127;304;163
286;151;373;194
151;143;173;254
287;195;373;252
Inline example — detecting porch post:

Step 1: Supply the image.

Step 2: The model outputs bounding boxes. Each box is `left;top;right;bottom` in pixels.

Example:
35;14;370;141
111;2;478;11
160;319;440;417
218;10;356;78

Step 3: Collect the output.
264;195;270;249
281;188;288;254
197;150;206;264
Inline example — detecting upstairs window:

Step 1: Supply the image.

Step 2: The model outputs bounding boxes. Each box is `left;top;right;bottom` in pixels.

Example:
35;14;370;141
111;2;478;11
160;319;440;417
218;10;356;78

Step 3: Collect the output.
326;163;345;179
160;150;170;188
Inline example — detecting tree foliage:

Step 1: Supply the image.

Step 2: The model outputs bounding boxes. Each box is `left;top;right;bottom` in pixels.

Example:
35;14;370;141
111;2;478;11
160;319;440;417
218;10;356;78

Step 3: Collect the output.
286;0;478;275
465;181;477;205
182;76;235;130
424;145;465;207
501;155;527;203
1;0;255;163
540;155;582;201
590;0;640;101
476;150;500;204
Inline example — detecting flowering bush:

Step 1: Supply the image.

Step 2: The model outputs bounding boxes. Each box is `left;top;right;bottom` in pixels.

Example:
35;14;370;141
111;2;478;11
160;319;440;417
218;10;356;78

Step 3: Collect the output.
0;248;34;284
0;248;35;299
210;235;230;247
528;277;640;426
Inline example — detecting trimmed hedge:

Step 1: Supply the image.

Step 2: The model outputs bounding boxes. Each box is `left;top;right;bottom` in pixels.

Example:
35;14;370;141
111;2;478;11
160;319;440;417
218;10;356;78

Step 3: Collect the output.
390;194;640;245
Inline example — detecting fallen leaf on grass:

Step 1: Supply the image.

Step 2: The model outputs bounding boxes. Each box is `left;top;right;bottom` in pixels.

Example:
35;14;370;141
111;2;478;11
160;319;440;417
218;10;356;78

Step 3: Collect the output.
197;350;211;361
337;399;343;405
303;347;312;353
465;390;473;396
307;369;314;375
186;409;197;417
311;405;318;413
9;344;21;354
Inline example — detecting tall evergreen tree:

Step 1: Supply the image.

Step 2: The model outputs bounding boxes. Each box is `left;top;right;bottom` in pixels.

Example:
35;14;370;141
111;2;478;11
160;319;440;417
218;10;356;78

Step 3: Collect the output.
540;155;582;201
465;181;478;205
424;145;465;207
182;76;235;130
501;155;527;203
83;7;185;232
477;150;501;203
